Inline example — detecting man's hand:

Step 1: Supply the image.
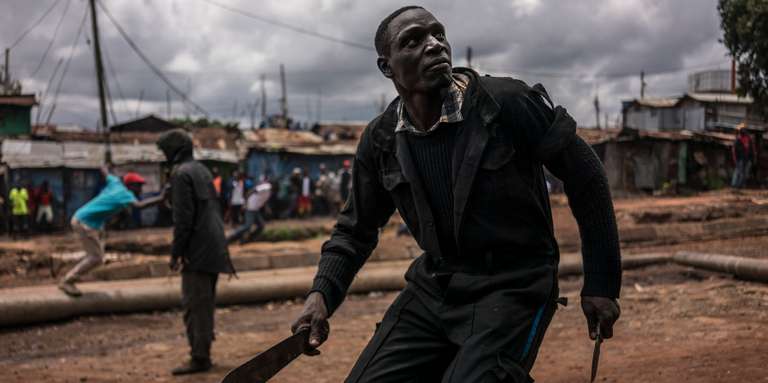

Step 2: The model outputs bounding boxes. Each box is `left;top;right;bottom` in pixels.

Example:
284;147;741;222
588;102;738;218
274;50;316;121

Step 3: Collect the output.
169;256;181;272
291;292;329;356
581;296;620;340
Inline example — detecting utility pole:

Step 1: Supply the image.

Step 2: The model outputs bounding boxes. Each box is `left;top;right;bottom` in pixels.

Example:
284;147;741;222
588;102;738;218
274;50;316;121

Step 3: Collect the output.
135;89;144;119
166;89;171;119
249;100;257;130
731;59;736;94
260;74;266;125
640;70;647;99
379;93;387;113
466;46;473;69
88;0;111;163
593;93;601;129
3;48;9;87
280;64;288;128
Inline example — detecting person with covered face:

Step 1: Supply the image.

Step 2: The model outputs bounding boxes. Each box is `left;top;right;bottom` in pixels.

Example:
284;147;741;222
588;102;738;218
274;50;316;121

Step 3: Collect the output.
291;6;622;382
156;129;235;375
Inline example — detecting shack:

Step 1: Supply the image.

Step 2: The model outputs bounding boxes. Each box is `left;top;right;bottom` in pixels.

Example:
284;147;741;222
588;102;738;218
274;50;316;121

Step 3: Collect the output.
0;94;36;136
241;128;356;180
600;129;735;194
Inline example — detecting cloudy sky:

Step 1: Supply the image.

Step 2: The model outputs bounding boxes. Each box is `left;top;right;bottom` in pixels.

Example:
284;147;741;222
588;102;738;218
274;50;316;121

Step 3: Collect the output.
2;0;731;130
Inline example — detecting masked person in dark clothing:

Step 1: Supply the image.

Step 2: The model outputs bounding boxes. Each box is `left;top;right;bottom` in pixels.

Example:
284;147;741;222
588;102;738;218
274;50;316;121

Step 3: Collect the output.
156;129;235;375
291;6;621;383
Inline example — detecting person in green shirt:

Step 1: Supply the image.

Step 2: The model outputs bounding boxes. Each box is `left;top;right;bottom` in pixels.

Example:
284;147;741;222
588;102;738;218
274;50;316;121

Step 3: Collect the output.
9;183;29;238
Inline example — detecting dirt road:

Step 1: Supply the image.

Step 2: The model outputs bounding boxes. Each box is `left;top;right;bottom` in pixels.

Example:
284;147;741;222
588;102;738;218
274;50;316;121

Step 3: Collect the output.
1;263;767;383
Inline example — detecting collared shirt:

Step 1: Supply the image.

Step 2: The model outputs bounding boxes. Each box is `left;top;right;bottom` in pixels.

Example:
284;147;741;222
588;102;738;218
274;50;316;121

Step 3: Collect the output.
395;73;469;135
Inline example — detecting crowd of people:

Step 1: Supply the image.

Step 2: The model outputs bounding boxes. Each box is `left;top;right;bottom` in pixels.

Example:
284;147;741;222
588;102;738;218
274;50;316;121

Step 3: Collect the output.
213;160;352;225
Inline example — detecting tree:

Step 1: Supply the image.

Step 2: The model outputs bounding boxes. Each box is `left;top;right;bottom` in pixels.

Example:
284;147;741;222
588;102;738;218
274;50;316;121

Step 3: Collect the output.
718;0;768;117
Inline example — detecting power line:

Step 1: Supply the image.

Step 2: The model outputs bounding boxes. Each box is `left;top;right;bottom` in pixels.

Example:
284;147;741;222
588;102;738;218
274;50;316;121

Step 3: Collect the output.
31;0;72;78
45;5;88;125
200;0;374;52
35;57;63;125
102;38;128;122
8;0;62;49
481;60;731;81
97;0;210;116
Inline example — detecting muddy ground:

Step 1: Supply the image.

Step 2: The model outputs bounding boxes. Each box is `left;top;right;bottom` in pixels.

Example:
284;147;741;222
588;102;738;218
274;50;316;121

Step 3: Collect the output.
1;190;768;382
1;262;766;382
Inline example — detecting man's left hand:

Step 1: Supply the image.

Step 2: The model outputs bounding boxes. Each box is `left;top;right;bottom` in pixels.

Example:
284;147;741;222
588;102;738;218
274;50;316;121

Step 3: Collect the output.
581;296;620;340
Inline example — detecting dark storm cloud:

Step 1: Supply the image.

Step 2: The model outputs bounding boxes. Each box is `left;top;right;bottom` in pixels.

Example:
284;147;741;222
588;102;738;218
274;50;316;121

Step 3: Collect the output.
2;0;729;129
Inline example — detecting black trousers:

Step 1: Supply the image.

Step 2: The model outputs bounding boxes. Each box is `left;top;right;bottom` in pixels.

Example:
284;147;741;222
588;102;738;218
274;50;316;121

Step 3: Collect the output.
181;270;219;360
346;284;558;383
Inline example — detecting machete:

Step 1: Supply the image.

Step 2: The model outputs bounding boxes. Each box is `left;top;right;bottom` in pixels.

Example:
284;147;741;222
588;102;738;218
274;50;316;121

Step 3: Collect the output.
221;329;310;383
590;328;603;383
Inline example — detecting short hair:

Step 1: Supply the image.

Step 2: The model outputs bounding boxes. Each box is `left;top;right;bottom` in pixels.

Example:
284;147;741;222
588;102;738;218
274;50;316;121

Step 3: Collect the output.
374;6;425;56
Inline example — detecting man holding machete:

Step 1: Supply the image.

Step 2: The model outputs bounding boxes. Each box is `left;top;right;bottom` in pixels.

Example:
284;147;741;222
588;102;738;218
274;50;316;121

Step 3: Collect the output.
292;6;621;382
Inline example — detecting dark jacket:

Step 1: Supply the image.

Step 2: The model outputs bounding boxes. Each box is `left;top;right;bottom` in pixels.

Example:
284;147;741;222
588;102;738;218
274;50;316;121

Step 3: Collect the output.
312;68;621;314
157;130;233;274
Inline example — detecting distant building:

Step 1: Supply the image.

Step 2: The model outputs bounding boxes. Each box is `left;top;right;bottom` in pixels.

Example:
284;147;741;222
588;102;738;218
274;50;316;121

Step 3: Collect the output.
0;94;36;136
622;70;765;133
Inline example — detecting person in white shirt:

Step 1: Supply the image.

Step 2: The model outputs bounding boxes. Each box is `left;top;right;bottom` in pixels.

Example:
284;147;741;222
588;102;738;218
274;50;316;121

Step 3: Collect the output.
226;177;272;244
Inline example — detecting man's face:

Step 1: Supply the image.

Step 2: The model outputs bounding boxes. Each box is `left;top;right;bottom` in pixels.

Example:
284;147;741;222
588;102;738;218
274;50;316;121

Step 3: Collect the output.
379;9;452;93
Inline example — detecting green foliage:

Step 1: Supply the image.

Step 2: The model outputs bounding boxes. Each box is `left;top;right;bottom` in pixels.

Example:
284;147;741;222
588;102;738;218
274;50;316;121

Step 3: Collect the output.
170;117;239;130
718;0;768;117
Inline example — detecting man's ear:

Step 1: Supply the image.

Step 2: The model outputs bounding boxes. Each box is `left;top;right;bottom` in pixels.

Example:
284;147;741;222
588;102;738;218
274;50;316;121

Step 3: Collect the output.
377;56;393;79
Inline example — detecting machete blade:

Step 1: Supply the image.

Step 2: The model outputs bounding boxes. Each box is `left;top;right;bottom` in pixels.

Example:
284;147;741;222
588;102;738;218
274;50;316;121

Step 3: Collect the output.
221;329;310;383
590;330;603;383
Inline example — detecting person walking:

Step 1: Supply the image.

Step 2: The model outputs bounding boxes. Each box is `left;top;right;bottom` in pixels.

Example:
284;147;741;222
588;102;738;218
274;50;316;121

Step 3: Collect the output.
156;129;235;375
291;6;621;382
226;176;272;245
731;123;756;188
58;168;165;297
338;159;352;208
298;168;313;217
229;170;245;224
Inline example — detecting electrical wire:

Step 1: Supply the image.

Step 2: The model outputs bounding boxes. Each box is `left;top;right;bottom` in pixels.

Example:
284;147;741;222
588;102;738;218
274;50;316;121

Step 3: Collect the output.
102;39;128;122
31;0;71;77
35;57;64;124
200;0;374;52
45;5;88;125
97;0;210;117
7;0;62;49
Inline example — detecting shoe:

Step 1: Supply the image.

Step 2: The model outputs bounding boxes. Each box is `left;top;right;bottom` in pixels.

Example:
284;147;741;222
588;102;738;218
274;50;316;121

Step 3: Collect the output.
58;281;82;297
171;358;212;375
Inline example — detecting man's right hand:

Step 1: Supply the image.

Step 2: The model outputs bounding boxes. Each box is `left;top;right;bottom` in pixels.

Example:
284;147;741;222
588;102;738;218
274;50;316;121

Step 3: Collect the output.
291;291;330;356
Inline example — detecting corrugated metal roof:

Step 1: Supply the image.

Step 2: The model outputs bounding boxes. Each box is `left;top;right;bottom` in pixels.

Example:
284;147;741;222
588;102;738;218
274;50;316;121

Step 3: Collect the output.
685;92;753;104
633;97;680;108
2;139;240;168
63;142;105;168
194;148;239;163
112;144;165;164
1;139;63;167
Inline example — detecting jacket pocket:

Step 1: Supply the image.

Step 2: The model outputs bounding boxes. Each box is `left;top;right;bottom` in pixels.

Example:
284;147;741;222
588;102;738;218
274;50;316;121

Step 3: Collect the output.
381;169;407;191
480;141;516;170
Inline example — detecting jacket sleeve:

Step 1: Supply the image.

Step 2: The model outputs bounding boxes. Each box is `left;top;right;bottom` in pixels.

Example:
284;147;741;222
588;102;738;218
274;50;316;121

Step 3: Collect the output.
511;83;622;298
171;170;196;260
309;128;396;315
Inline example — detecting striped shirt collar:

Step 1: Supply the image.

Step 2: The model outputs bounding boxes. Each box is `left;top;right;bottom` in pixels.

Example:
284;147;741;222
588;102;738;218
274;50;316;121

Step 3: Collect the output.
395;73;469;136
